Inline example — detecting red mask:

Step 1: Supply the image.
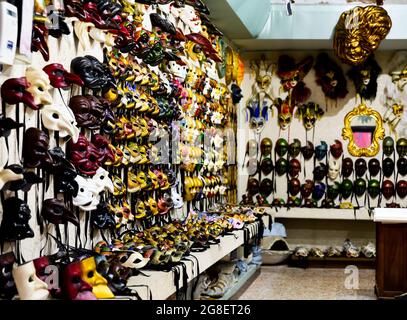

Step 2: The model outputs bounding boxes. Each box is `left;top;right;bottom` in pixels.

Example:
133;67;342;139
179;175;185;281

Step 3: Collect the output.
69;95;104;130
69;134;102;176
23;128;53;168
43;64;84;89
91;134;115;165
288;159;301;178
396;180;407;199
62;262;96;300
32;23;50;61
1;78;37;110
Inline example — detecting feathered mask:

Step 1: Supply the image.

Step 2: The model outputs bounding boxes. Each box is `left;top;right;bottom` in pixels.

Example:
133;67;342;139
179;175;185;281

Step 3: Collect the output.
296;102;325;131
314;53;348;100
347;55;381;101
246;100;269;134
274;97;295;131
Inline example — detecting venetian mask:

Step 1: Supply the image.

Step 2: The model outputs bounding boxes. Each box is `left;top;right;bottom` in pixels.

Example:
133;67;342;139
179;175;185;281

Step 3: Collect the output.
330;140;343;159
41;104;80;143
80;256;114;299
382;180;395;200
274;98;294;130
296;102;324;131
91;203;116;230
42;198;79;226
23;128;53;169
0;252;17;299
0;197;34;241
12;262;49;300
25;67;53;108
342;157;354;178
179;5;202;33
69;95;104;130
288;159;301;178
347;56;381;100
69;134;102;176
73;175;99;211
62;262;96;300
0;77;37;109
43;63;84;89
328;159;340;181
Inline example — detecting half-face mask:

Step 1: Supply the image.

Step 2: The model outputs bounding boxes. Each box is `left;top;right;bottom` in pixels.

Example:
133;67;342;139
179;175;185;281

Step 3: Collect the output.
330;140;343;159
383;158;395;177
368;158;381;177
12;262;49;300
313;163;327;181
0;197;34;241
92;134;115;165
93;168;114;194
288;178;301;196
260;158;274;176
62;262;96;300
296;102;324;131
25;67;53;109
120;252;149;270
69;134;102;176
0;77;36;110
396;180;407;198
368;179;380;199
396;138;407;157
341;179;353;199
341;157;353;178
314;52;348;100
383;136;395;157
42;198;79;226
312;183;326;201
355;158;367;177
71;55;115;90
301;141;314;160
43;63;84;89
106;261;131;294
382;180;395;200
288;139;301;158
69;95;104;130
80;256;114;299
354;178;367;197
288;159;301;178
315;141;328;161
0;252;17;299
172;187;184;209
277;55;313;92
328;159;340;181
41;105;80;143
397;158;407;176
300;180;314;199
23;128;53;169
73;176;99;211
275;138;288;158
259;178;273;198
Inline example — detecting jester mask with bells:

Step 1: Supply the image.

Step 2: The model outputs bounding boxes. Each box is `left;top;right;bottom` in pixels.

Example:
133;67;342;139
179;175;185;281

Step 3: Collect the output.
333;5;392;66
296;102;325;131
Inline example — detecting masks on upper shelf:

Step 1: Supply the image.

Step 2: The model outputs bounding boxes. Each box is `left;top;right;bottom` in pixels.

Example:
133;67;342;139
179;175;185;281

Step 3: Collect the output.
0;197;34;241
23;128;53;169
333;5;391;66
43;63;84;89
274;97;294;130
327;182;341;201
277;55;313;94
288;178;301;197
296;102;324;131
314;53;348;100
347;55;382;101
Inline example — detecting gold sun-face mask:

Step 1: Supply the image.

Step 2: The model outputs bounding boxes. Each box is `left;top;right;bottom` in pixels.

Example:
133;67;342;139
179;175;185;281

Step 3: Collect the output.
334;5;392;65
80;257;114;299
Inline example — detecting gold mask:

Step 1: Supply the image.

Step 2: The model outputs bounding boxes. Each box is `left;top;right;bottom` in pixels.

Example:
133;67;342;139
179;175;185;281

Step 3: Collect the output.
333;6;391;66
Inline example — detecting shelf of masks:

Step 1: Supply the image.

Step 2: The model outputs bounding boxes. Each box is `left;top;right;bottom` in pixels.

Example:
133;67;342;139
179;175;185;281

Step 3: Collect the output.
374;208;407;224
125;222;260;300
260;207;374;221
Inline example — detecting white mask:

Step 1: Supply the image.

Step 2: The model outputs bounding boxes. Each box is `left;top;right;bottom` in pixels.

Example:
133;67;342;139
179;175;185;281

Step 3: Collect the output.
89;27;107;43
92;168;114;194
12;261;49;300
41;105;80;143
168;61;187;79
171;187;184;209
74;21;94;50
328;159;340;181
0;168;24;190
179;5;202;34
25;67;52;108
121;252;149;270
73;175;99;211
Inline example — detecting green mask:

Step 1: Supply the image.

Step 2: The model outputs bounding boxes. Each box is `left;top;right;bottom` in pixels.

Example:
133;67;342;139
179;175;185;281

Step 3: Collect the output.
383;136;394;157
341;179;353;199
368;179;380;199
354;178;367;197
275;138;289;157
288;139;301;158
275;158;288;176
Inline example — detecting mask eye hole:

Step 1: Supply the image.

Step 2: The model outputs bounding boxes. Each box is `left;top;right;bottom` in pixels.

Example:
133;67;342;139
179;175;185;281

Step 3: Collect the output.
52;113;59;119
28;275;34;282
72;276;81;284
80;188;85;193
87;271;94;278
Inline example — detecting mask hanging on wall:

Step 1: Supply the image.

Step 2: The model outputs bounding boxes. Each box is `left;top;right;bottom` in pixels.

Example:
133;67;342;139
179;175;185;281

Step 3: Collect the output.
314;52;348;103
41;198;79;226
347;55;382;101
25;67;53;109
0;197;34;241
382;180;395;200
273;97;294;131
341;157;354;178
23;128;53;169
0;252;17;299
80;256;114;299
40;105;80;143
0;78;37;110
328;159;340;181
12;261;49;300
295;102;324;132
43;63;84;89
333;5;391;66
61;262;97;300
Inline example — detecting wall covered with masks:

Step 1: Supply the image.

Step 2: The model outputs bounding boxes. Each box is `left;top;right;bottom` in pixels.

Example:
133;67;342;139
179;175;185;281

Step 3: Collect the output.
237;50;407;247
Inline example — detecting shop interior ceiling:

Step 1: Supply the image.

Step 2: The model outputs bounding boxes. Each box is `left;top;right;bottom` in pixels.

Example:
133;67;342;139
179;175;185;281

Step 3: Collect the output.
204;0;407;51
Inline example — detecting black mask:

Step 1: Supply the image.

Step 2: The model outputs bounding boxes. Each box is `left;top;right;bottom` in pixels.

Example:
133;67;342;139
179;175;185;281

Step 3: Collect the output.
42;198;79;226
91;203;116;230
313;163;327;181
0;197;34;241
0;252;17;299
0;115;23;138
383;158;395;178
397;158;407;176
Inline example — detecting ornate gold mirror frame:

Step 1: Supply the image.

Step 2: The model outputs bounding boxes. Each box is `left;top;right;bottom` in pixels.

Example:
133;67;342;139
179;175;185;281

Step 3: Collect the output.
342;103;385;157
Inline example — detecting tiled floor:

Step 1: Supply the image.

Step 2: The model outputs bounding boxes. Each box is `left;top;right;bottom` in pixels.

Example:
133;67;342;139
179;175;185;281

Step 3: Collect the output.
238;266;376;300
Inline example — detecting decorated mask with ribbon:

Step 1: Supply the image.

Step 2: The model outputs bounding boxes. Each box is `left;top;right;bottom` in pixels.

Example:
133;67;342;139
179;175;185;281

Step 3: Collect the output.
0;77;37;109
23;128;53;169
43;63;84;89
12;262;49;300
273;97;294;130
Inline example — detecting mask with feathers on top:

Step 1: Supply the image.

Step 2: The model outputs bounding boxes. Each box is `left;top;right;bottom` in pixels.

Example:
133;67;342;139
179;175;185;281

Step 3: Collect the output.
246;100;268;134
296;102;325;131
314;53;348;100
347;55;381;101
274;97;295;131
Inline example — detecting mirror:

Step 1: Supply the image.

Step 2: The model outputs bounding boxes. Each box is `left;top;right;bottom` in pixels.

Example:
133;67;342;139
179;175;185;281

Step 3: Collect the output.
342;103;384;157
